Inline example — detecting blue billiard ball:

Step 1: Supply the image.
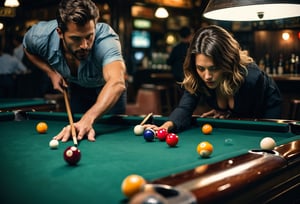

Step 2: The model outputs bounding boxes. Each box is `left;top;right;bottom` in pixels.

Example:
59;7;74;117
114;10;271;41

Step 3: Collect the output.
143;129;156;142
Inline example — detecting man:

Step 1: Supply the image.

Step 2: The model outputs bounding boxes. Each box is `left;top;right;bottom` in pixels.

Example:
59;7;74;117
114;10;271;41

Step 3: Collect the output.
23;0;126;142
0;38;28;98
167;26;193;82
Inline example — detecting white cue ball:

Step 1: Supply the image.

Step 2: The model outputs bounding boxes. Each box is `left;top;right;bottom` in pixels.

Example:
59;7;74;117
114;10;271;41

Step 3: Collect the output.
260;137;276;150
133;125;144;136
49;139;59;149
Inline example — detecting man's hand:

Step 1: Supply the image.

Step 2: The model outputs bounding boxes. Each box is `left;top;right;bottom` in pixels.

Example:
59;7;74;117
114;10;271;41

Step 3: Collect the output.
48;71;67;93
53;118;96;142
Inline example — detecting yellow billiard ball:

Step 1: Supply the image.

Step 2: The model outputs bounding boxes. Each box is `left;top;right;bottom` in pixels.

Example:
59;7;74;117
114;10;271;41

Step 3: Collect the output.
121;174;146;198
202;124;213;135
197;141;213;158
36;122;48;134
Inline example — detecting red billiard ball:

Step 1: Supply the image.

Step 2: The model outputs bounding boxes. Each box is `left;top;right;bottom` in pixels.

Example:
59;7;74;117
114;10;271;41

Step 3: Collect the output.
143;129;156;142
63;146;81;165
166;133;179;147
156;128;168;141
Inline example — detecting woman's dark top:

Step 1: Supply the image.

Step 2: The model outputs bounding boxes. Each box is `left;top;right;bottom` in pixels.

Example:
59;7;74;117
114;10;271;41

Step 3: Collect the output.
168;63;282;132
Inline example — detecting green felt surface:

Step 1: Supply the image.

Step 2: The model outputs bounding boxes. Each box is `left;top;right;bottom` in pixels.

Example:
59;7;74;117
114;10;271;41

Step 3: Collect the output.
0;112;299;204
0;98;49;109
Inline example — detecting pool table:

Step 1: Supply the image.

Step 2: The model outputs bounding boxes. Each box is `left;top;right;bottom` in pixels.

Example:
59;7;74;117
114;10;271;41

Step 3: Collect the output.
0;112;300;204
0;98;57;112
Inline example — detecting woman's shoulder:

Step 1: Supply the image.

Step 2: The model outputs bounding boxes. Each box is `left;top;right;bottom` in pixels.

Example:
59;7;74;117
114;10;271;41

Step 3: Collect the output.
244;62;265;85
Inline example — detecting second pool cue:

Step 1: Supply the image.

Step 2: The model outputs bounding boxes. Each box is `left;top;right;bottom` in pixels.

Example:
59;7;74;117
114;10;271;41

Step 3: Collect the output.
140;112;153;125
63;88;78;147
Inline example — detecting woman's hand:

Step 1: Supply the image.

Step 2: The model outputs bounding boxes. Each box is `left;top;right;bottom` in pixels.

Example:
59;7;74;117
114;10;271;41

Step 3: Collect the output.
143;121;175;132
200;109;231;119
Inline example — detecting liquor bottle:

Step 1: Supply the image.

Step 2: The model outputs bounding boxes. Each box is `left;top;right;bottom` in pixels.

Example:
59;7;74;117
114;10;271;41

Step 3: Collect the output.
284;60;290;74
264;53;271;74
258;59;265;71
290;53;296;74
295;55;299;74
277;54;284;75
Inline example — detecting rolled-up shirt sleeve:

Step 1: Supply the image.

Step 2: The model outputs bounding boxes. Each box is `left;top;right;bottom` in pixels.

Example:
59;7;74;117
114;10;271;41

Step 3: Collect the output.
94;24;124;67
23;21;57;59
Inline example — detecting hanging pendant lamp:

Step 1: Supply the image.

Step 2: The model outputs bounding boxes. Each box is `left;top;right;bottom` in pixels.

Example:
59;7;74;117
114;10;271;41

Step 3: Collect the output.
4;0;20;7
203;0;300;21
155;7;169;18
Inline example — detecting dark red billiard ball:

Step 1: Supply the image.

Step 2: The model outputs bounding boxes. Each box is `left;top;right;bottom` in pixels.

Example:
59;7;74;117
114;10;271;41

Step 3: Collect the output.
156;128;168;141
63;146;81;165
166;133;179;147
143;129;156;142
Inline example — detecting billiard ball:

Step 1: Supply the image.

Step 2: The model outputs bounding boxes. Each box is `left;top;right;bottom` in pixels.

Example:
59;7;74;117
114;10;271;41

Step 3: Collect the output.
49;139;59;149
121;174;146;198
63;146;81;165
133;125;144;136
166;133;179;147
36;122;48;134
197;141;213;157
260;137;276;150
129;191;167;204
224;138;233;145
202;123;213;135
143;129;156;142
156;128;168;141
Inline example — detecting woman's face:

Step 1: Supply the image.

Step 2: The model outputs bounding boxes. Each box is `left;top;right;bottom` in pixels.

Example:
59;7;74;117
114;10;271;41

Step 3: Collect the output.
195;54;223;89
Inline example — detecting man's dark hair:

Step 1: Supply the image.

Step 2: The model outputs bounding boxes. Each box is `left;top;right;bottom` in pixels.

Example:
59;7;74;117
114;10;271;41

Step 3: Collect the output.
179;26;192;38
56;0;99;33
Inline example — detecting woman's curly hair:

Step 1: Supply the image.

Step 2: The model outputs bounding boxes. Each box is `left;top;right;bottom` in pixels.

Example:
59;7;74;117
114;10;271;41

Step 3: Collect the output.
181;25;253;96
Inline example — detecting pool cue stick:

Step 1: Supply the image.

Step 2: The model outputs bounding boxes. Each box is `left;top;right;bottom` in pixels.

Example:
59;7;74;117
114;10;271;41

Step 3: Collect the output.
63;88;78;147
140;112;153;125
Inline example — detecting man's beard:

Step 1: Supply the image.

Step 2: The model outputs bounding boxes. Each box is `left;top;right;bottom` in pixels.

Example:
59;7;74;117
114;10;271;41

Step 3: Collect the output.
63;37;91;60
72;48;90;60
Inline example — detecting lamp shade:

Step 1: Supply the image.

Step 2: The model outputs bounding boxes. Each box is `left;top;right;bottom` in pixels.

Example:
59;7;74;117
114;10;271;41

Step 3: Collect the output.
4;0;20;7
203;0;300;21
155;7;169;18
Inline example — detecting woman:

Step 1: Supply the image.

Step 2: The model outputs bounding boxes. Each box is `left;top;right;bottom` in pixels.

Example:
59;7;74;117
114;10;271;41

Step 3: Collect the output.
147;25;282;133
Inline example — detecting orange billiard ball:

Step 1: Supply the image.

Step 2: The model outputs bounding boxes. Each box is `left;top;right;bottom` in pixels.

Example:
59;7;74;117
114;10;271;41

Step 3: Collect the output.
36;122;48;134
202;123;213;135
197;141;213;158
121;174;146;198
